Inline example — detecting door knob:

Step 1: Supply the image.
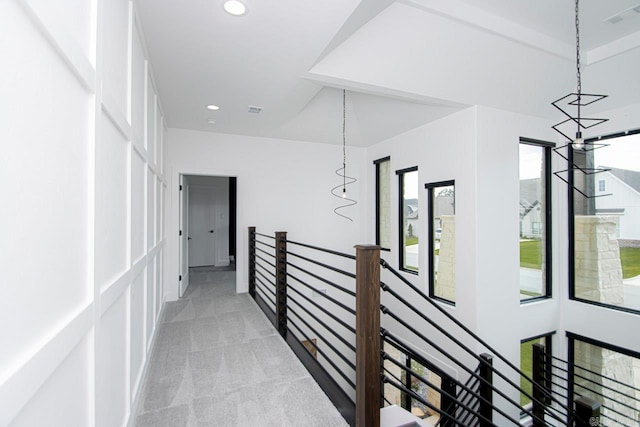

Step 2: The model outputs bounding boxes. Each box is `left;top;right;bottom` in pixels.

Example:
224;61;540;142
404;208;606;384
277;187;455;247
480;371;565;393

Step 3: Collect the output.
209;230;214;233
188;237;192;240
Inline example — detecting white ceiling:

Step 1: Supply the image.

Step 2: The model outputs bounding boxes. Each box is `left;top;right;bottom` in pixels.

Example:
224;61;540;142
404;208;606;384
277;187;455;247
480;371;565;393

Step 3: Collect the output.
135;0;640;146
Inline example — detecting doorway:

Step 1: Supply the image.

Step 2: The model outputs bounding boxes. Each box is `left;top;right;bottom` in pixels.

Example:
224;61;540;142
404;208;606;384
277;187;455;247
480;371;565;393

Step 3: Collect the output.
178;174;237;297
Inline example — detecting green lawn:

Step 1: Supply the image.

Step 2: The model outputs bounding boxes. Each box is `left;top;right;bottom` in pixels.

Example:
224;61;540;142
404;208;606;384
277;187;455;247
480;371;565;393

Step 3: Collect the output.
405;236;419;246
520;341;534;406
520;240;542;270
520;242;639;279
621;247;640;279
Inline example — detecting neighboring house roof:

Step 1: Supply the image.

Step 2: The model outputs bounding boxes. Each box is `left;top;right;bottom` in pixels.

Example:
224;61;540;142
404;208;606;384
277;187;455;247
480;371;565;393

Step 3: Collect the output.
601;166;640;194
520;178;541;218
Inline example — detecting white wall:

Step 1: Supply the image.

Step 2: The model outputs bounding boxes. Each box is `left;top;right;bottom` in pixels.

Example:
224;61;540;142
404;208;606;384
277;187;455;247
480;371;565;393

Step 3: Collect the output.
0;1;166;425
164;129;368;300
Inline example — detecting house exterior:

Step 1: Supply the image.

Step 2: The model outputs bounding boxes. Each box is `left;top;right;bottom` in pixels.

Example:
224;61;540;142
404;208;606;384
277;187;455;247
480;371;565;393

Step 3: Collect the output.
595;167;640;240
1;1;639;426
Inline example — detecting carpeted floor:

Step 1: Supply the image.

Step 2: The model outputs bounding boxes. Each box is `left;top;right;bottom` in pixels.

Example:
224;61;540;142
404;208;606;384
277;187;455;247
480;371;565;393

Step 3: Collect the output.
133;268;348;427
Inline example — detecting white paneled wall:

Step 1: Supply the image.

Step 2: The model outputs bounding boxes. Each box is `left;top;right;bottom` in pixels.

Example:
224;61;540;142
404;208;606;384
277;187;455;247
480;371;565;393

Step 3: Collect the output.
0;1;167;425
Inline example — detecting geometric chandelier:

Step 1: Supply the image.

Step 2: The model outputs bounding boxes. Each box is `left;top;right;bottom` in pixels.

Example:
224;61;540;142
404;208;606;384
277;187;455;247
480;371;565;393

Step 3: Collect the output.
551;0;610;198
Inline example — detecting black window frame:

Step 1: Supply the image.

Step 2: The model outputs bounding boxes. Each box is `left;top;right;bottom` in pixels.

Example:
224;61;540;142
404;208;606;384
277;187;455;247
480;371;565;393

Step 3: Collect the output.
397;166;419;275
425;179;455;304
374;156;391;251
519;137;554;303
568;127;640;314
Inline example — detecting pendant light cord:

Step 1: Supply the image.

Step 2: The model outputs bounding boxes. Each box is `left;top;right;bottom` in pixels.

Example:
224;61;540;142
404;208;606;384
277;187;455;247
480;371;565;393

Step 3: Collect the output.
331;89;358;221
575;0;582;127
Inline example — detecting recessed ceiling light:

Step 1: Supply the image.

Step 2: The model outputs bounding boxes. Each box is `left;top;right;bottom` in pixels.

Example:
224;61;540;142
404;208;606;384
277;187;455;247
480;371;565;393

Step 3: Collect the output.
207;119;216;125
223;0;247;16
207;104;220;110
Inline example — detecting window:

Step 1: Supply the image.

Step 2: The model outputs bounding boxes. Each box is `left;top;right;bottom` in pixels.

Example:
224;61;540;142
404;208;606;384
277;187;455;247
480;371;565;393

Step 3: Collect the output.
426;180;455;303
568;333;640;425
519;138;553;302
598;179;606;192
397;167;419;273
520;334;552;408
375;157;391;250
570;130;640;312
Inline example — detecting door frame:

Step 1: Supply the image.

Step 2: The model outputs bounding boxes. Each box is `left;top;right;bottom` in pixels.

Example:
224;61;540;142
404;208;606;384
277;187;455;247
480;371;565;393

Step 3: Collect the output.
174;170;239;299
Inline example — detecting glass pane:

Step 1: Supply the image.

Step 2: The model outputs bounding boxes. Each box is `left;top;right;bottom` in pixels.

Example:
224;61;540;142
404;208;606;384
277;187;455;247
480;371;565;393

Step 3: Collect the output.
402;170;419;272
378;160;392;250
573;133;640;311
432;184;455;302
519;144;547;300
572;338;640;424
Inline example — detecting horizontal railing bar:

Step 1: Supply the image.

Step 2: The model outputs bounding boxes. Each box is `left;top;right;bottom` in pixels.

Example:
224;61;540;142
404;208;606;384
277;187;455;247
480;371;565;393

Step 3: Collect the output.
283;239;356;260
573;363;640;394
382;352;503;426
255;255;277;274
286;284;356;334
286;271;356;315
287;303;355;371
255;268;276;287
255;282;276;307
286;316;356;391
256;275;276;294
572;371;640;404
549;354;568;364
255;246;276;261
287;292;356;353
381;314;563;426
549;378;569;392
574;381;640;412
382;331;562;426
287;261;356;297
573;391;636;425
382;372;484;427
254;232;276;239
549;362;570;374
285;251;356;279
380;261;574;417
255;240;276;250
599;412;634;427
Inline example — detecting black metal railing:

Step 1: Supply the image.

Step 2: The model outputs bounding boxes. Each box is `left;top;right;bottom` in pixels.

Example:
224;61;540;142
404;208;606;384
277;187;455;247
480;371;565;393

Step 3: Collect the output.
249;228;357;425
532;344;640;427
248;228;620;427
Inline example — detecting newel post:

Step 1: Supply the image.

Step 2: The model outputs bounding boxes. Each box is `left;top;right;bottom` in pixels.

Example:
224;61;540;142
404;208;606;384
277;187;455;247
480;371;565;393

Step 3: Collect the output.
355;245;381;427
248;227;256;298
532;343;548;426
275;231;288;337
574;396;600;427
478;353;494;427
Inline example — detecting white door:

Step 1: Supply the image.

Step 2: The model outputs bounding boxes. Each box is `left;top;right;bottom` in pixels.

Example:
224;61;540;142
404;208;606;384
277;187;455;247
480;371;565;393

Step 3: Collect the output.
188;187;216;267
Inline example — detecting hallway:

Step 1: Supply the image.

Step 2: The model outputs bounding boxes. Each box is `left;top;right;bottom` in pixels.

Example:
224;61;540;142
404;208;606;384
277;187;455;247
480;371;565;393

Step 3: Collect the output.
134;268;348;426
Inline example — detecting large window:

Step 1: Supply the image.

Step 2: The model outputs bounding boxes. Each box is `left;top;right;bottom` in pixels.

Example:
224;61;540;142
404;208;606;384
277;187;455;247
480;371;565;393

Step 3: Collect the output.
570;130;640;312
375;157;391;251
519;138;553;302
426;180;455;303
568;333;640;425
397;167;419;273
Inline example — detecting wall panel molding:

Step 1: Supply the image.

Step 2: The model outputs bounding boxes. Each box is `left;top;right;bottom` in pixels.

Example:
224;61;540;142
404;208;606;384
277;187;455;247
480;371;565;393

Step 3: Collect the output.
18;0;96;92
0;303;94;426
102;93;132;141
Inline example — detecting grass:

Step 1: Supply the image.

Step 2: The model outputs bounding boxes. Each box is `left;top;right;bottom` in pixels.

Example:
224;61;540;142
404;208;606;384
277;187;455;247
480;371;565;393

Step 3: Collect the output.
520;240;542;270
521;240;640;279
520;341;534;406
405;236;419;246
621;247;640;279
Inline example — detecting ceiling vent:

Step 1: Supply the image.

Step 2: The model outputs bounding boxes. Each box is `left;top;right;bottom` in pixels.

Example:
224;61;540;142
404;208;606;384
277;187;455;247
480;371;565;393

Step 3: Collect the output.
604;3;640;24
248;105;263;114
